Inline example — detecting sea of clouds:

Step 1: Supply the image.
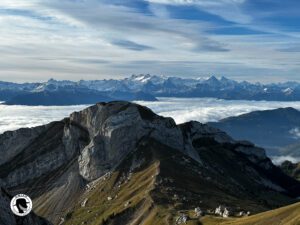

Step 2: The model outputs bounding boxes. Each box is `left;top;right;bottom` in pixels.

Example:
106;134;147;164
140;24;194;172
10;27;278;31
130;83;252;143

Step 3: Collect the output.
2;97;300;134
137;97;300;124
0;103;90;134
2;98;300;162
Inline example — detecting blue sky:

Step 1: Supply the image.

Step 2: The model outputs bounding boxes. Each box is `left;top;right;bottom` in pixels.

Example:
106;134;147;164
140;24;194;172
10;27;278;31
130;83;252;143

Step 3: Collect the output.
0;0;299;82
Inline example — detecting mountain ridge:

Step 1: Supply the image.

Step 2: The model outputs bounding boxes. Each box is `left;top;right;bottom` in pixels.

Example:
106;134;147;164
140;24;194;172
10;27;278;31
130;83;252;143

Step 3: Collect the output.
0;101;299;224
208;107;300;157
2;74;300;105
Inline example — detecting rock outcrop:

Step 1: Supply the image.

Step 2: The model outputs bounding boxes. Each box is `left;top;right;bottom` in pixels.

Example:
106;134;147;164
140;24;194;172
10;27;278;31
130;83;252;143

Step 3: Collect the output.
71;102;200;181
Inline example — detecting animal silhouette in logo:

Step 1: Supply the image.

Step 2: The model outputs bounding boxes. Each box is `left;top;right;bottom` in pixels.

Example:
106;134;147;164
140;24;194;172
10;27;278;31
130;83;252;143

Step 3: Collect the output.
10;194;33;216
15;198;30;214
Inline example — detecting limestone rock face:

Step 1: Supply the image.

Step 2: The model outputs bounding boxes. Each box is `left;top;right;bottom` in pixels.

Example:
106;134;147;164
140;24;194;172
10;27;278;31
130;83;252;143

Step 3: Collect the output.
0;101;198;190
0;126;46;165
0;121;87;188
72;102;198;180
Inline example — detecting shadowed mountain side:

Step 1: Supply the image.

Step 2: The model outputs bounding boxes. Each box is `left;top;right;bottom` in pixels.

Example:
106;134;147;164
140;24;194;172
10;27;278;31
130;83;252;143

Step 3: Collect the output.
0;187;51;225
4;89;114;106
209;107;300;156
1;81;157;106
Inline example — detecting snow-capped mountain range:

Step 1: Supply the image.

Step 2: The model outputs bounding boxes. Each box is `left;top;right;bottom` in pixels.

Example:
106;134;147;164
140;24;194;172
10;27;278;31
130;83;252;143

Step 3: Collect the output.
1;74;300;105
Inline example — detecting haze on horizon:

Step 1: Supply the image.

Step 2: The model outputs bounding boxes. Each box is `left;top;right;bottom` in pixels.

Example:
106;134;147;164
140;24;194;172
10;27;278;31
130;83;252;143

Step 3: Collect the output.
0;0;299;83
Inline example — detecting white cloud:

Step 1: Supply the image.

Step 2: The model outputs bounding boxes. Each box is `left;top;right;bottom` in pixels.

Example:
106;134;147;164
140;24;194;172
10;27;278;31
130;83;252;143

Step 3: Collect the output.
0;0;38;8
0;0;236;81
146;0;246;6
289;128;300;139
271;155;300;165
137;97;300;124
0;103;89;134
0;0;299;82
146;0;251;23
148;3;171;18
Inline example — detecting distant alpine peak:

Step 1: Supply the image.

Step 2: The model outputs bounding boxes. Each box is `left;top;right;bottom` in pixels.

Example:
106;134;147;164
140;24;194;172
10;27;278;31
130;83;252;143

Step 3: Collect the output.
128;74;235;84
204;75;220;83
208;75;219;80
4;74;239;90
129;74;167;83
130;74;151;80
46;78;75;85
32;79;76;92
282;87;293;95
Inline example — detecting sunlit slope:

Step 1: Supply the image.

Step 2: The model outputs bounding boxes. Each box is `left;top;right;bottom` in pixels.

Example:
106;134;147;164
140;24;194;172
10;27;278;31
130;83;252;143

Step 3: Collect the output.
200;202;300;225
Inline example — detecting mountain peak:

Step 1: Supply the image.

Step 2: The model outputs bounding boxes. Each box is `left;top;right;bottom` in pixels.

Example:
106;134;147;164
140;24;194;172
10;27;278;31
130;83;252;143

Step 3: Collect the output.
0;101;299;224
203;75;221;86
220;76;233;82
208;75;219;81
47;78;56;82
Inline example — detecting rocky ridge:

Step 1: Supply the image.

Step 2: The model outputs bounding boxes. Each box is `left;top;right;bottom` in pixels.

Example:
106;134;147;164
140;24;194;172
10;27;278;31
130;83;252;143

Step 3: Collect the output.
3;74;300;104
0;101;299;224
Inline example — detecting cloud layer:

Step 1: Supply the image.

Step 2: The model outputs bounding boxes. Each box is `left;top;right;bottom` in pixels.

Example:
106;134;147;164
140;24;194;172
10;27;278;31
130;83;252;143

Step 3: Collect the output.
271;155;300;165
289;127;300;139
137;97;300;124
0;0;299;82
3;97;300;134
0;103;89;134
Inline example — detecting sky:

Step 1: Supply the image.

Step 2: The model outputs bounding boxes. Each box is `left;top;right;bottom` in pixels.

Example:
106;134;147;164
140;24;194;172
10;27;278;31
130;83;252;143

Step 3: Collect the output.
0;0;299;82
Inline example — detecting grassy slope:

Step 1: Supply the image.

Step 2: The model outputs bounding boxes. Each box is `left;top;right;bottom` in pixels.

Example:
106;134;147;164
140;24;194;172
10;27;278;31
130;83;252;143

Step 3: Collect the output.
62;146;161;225
200;202;300;225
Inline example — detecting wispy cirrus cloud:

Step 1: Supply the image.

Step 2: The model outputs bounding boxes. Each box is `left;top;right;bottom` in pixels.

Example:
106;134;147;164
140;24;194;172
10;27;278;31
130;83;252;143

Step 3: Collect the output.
145;0;250;23
112;40;154;51
0;0;299;82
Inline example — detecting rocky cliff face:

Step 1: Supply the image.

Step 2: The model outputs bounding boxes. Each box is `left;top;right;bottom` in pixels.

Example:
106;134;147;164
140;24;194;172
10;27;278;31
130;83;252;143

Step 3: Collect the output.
0;101;299;225
70;102;200;181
